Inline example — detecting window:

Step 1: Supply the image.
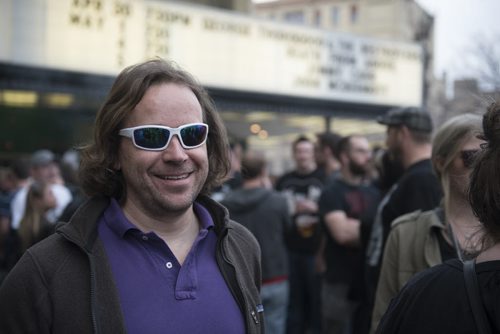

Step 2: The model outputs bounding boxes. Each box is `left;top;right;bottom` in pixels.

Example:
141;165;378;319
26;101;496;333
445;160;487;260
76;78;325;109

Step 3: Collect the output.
331;7;340;26
350;5;358;24
284;11;305;24
314;9;321;26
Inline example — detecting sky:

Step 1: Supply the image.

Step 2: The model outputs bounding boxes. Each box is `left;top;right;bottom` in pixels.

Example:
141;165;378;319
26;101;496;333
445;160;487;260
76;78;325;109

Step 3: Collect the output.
415;0;500;83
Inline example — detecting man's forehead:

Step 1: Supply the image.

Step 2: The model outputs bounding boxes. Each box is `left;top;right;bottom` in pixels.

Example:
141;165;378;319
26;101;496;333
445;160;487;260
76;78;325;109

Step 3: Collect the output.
350;136;369;146
294;141;314;150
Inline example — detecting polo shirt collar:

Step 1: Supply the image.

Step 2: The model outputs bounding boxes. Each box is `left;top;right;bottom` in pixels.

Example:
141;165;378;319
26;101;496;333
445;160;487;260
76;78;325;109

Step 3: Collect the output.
103;198;214;238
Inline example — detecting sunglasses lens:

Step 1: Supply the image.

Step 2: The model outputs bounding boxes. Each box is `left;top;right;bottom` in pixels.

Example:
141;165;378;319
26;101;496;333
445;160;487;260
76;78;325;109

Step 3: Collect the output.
180;124;208;147
134;128;170;149
461;150;478;168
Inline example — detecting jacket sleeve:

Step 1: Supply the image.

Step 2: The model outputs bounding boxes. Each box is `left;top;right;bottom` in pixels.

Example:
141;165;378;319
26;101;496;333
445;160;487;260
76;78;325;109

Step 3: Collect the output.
370;223;403;334
0;251;52;334
224;222;264;334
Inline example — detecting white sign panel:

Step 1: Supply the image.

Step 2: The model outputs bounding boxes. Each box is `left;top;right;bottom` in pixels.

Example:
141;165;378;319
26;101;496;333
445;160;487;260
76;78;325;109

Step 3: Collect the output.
0;0;423;106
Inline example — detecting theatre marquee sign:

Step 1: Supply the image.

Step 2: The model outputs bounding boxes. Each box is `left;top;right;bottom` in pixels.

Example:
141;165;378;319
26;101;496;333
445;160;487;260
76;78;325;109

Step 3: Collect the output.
0;0;423;106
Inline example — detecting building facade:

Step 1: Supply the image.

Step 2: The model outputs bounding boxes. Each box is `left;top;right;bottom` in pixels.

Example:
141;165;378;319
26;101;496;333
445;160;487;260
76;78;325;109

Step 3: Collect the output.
253;0;436;113
1;0;425;174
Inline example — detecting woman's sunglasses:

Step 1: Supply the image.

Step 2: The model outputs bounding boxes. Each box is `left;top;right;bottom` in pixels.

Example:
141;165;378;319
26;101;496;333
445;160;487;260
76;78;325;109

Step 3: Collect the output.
460;149;479;169
119;123;209;151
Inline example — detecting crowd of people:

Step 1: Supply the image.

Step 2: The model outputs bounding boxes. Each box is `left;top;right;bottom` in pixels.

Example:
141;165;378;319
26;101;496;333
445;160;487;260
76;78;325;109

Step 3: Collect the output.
0;148;83;282
0;58;498;334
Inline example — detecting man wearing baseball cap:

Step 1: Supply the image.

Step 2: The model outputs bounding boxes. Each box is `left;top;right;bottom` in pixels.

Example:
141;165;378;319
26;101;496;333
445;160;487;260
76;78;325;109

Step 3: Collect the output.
365;107;443;327
376;107;434;133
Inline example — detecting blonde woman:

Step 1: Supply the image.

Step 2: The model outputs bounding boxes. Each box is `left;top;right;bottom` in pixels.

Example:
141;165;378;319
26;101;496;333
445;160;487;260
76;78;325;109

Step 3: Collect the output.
370;113;484;332
375;102;500;333
19;181;56;252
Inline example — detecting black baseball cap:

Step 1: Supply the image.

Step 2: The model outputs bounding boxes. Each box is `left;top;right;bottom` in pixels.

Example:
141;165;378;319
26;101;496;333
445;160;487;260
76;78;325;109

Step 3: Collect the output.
377;107;433;133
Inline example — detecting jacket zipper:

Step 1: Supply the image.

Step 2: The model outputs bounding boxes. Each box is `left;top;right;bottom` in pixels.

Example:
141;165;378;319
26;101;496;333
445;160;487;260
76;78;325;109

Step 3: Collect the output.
251;310;259;324
216;229;259;331
57;230;99;334
88;254;99;334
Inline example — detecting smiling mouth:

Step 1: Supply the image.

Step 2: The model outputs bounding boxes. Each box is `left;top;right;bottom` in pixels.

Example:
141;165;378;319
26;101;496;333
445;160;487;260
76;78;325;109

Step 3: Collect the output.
159;173;191;181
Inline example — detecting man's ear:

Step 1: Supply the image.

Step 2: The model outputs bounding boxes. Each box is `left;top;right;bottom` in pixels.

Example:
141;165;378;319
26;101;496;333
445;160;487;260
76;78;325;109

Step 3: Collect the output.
398;125;412;142
399;125;408;137
340;151;349;166
325;146;334;158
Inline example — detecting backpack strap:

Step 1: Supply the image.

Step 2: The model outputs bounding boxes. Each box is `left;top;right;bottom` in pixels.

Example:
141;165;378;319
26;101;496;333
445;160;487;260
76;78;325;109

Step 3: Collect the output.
463;259;492;334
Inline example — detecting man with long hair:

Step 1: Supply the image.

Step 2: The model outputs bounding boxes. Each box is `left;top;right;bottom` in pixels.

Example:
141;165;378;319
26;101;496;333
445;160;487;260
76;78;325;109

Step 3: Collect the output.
0;59;264;333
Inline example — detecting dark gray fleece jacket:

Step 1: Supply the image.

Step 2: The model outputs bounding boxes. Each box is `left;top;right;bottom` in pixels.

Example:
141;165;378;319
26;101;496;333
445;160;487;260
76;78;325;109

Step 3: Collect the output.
0;195;264;334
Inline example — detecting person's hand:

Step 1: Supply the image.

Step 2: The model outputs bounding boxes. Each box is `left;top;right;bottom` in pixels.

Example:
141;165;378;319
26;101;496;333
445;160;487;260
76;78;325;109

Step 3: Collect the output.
314;251;326;274
295;199;318;213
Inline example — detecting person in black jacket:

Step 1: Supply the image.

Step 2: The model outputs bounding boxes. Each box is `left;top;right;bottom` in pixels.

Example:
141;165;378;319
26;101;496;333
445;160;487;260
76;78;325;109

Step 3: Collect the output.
0;58;264;333
375;101;500;334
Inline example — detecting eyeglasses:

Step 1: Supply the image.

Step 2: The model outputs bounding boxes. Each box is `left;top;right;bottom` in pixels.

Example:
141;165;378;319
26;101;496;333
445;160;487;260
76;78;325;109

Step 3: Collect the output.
119;123;208;151
460;149;479;169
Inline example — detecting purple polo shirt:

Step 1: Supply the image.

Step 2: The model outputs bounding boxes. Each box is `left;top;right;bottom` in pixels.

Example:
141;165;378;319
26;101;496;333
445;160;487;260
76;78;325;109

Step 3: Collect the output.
98;199;245;334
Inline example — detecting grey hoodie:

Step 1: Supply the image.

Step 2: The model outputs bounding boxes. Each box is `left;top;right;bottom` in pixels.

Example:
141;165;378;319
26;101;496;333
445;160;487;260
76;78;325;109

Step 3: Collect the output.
223;187;291;281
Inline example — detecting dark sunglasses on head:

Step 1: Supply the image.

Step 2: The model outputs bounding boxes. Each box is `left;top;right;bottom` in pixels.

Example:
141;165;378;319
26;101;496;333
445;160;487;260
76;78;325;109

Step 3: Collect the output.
119;123;209;151
460;149;479;169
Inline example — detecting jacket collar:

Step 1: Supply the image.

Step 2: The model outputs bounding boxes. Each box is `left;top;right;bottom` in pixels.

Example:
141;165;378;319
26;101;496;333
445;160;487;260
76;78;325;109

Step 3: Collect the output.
424;208;446;266
194;195;232;235
57;196;110;253
57;195;232;252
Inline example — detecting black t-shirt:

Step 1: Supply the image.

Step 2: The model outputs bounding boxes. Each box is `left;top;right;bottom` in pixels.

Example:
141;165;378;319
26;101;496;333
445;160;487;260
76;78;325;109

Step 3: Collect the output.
376;258;500;333
319;178;380;284
275;168;326;254
436;228;457;262
382;159;442;244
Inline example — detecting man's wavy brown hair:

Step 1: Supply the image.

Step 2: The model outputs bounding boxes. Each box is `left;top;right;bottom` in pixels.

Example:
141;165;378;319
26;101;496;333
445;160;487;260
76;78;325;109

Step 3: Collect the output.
78;59;230;200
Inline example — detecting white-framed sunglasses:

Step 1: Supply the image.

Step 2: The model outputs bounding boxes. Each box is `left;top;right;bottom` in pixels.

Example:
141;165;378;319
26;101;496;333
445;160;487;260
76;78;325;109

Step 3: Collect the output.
119;123;209;151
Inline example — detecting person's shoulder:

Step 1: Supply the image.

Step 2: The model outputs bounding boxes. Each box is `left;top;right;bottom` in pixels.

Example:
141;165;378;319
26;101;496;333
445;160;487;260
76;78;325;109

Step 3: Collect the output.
400;170;436;184
10;232;75;280
360;182;381;198
391;209;438;229
274;171;294;188
227;220;260;249
28;232;72;259
322;177;341;190
405;258;462;289
403;160;436;179
396;168;439;194
11;185;28;203
377;259;466;333
325;176;354;191
267;189;288;203
311;168;327;180
305;168;327;184
276;170;294;182
319;179;346;202
248;188;288;210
